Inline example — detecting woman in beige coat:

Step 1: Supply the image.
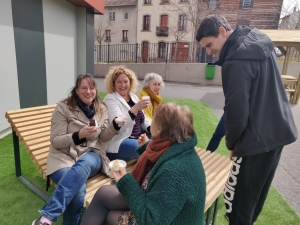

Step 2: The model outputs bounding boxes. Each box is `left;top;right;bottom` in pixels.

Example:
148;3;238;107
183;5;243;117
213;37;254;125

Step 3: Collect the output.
32;74;121;225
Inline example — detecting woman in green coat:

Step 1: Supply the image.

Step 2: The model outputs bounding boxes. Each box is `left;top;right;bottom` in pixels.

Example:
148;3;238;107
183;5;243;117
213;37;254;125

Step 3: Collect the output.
81;102;206;225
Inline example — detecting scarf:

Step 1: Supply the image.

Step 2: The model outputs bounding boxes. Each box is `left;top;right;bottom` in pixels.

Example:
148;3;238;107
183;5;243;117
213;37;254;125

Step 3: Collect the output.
131;137;172;185
75;94;95;119
142;87;162;110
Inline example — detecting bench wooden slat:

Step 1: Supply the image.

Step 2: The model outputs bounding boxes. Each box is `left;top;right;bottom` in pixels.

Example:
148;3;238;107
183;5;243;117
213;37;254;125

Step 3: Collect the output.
27;141;50;153
13;117;52;130
5;104;56;116
25;136;50;147
14;122;51;137
9;112;53;124
22;131;50;142
31;147;51;157
20;127;51;139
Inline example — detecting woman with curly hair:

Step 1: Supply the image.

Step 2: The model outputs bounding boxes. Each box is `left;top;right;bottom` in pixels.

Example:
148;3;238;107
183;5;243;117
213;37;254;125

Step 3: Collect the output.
32;74;122;225
103;65;151;161
137;73;164;121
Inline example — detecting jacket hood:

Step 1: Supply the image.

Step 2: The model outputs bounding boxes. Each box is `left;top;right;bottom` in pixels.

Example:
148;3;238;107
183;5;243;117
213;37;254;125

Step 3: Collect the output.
216;26;274;65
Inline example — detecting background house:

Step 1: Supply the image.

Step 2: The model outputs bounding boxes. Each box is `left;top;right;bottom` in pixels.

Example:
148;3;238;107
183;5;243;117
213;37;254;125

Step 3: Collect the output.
0;0;103;137
94;0;138;45
94;0;284;64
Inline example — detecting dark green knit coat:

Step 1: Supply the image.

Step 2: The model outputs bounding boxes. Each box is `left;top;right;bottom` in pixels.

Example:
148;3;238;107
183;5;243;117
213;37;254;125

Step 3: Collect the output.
117;134;206;225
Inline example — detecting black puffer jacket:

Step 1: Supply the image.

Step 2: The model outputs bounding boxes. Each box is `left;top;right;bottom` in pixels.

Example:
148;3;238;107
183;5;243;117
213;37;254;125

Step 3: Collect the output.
215;26;297;157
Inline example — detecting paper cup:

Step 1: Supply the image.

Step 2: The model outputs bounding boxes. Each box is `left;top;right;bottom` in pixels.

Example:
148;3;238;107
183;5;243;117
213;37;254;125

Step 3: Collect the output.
109;159;127;172
117;115;125;127
142;96;150;100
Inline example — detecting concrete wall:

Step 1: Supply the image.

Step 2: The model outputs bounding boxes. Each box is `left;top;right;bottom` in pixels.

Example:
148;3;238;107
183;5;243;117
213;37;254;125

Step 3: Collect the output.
95;62;300;85
0;0;20;137
0;0;96;137
43;0;77;104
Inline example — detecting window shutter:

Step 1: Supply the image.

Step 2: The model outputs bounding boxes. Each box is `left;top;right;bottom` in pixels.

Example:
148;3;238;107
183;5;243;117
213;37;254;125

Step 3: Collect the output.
239;0;242;9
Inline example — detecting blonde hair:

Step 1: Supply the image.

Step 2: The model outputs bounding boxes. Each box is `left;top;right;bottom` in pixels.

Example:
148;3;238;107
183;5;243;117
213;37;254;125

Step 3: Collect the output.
153;102;194;143
104;65;138;94
66;74;105;118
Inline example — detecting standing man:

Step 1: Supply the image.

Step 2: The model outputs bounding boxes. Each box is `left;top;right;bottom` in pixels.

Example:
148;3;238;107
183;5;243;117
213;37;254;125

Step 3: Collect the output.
196;15;297;225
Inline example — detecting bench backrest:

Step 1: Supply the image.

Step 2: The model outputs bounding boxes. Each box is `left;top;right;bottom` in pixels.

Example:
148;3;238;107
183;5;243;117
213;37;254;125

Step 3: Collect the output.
5;104;57;178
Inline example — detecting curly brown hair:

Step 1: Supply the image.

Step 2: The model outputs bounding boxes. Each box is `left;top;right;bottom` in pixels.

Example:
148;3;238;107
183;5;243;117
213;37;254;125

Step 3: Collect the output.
104;65;138;94
66;74;105;118
153;102;195;143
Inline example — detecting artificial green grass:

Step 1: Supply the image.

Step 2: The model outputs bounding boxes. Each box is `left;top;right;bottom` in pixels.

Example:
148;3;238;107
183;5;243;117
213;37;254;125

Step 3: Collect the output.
0;93;299;224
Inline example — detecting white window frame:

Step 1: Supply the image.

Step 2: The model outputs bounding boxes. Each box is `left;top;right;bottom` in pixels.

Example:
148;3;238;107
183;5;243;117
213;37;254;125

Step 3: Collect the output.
178;15;187;31
242;0;252;9
124;12;129;20
109;11;115;22
122;30;128;41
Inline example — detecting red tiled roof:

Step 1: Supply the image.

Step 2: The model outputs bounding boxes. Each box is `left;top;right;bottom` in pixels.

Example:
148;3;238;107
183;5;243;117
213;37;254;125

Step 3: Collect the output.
105;0;137;6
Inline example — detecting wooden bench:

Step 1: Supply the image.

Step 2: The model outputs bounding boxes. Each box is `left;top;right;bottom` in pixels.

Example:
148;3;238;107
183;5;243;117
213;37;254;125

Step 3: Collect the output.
282;74;300;104
5;104;232;225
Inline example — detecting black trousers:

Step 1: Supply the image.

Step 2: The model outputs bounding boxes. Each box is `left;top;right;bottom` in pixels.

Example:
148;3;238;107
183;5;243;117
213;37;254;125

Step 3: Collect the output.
223;147;283;225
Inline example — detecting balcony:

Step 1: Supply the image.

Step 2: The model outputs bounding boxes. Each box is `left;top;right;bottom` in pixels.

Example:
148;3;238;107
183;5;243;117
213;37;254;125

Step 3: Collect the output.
156;26;169;36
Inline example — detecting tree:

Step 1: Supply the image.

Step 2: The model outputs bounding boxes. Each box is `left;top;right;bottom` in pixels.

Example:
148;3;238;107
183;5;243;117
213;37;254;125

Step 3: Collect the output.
162;0;235;62
279;0;300;60
280;0;300;30
94;15;115;62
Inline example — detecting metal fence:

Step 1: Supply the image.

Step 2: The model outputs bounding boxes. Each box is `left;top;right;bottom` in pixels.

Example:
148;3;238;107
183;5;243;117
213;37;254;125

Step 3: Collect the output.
94;42;218;64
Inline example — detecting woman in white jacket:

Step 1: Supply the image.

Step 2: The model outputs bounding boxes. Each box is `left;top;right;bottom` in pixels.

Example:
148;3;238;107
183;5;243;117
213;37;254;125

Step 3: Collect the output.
104;65;151;161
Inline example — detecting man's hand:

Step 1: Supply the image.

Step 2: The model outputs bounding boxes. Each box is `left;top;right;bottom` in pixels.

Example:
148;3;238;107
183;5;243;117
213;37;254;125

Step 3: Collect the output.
229;150;234;160
111;167;127;182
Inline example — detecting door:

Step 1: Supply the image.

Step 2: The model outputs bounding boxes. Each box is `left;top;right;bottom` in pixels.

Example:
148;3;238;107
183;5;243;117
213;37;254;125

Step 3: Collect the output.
142;41;149;63
171;42;190;62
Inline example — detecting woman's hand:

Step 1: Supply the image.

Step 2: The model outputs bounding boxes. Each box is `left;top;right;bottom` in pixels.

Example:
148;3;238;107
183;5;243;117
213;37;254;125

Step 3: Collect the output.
111;167;127;182
138;133;149;146
114;116;127;126
78;126;97;139
130;99;150;115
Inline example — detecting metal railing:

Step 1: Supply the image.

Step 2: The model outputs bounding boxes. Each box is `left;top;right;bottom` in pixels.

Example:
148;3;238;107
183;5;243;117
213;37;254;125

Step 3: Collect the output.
94;42;218;64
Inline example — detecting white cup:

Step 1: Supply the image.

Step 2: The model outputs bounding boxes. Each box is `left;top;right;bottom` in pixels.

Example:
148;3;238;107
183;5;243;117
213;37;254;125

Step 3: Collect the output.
117;115;125;127
142;96;150;100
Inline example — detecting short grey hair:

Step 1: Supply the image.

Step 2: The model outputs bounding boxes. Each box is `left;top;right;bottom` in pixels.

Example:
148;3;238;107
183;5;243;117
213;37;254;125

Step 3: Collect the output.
142;73;165;89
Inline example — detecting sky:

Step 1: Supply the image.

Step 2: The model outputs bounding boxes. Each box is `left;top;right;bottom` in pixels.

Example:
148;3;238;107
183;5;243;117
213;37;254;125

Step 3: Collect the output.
281;0;300;17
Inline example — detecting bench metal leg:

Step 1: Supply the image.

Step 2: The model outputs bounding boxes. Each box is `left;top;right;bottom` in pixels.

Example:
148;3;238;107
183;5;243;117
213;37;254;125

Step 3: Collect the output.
205;204;212;225
211;196;220;225
12;129;49;202
205;196;220;225
12;130;22;177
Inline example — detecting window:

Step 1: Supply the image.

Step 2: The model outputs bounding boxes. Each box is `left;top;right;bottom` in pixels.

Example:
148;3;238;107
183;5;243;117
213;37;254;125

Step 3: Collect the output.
240;0;253;9
109;11;115;22
144;0;151;4
161;0;169;3
143;15;150;30
178;15;187;31
105;30;111;41
158;42;167;58
122;30;128;42
124;12;128;20
208;0;220;10
179;0;189;2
